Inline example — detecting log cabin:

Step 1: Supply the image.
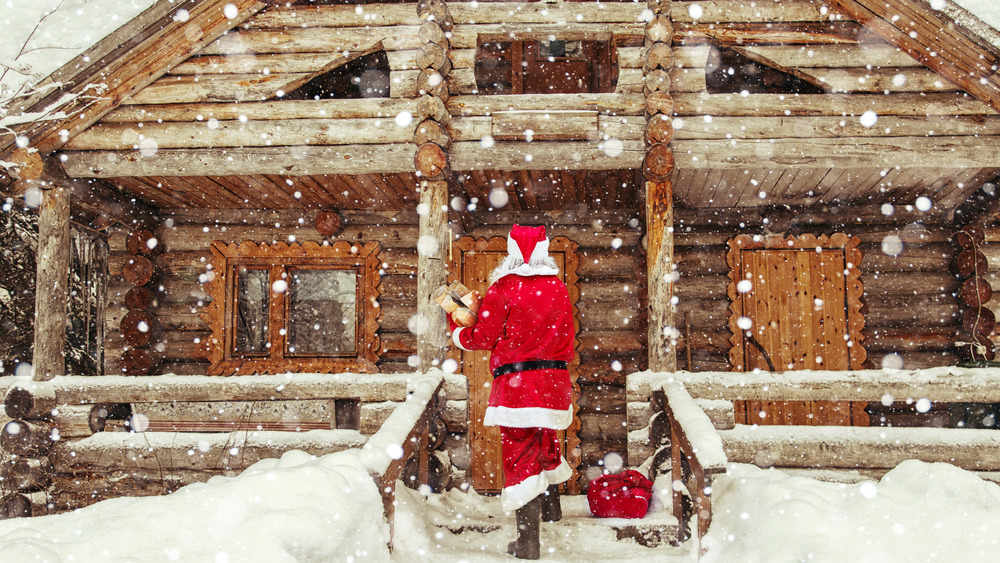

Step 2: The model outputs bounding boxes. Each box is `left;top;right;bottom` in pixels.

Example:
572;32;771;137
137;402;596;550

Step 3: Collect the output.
2;0;1000;528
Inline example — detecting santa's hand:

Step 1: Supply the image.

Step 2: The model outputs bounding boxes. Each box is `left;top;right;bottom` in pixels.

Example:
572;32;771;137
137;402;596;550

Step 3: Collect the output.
447;312;458;333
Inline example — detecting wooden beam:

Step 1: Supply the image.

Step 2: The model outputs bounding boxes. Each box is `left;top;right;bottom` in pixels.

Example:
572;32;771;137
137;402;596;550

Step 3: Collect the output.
65;118;418;150
416;183;450;369
58;145;418;177
0;0;267;161
721;424;1000;470
672;136;1000;169
825;0;1000;113
673;92;997;117
32;186;71;381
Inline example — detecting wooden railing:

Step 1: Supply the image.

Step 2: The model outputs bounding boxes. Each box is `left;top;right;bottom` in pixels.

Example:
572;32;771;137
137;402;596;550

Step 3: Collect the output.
359;372;445;549
0;371;448;528
639;367;1000;547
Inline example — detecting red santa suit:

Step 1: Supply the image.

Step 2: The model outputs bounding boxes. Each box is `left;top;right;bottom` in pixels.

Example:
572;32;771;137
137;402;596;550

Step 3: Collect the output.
452;225;575;511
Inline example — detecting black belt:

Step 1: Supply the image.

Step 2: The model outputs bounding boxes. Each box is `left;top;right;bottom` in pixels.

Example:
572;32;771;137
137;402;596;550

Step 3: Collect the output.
492;360;568;379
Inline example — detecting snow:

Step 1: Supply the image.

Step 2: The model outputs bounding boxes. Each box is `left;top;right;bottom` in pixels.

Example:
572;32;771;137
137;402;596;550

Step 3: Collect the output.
0;0;156;99
0;449;390;562
702;461;1000;563
3;450;1000;561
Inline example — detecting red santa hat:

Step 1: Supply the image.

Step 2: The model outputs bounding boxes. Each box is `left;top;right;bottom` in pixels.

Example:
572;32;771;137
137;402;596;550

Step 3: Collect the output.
507;224;550;264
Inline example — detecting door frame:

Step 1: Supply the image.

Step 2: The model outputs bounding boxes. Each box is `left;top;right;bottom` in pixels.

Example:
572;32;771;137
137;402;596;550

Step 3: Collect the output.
448;235;582;494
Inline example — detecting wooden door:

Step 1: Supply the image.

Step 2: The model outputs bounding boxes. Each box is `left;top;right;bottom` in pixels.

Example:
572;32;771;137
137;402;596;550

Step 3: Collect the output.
449;236;581;494
727;234;867;426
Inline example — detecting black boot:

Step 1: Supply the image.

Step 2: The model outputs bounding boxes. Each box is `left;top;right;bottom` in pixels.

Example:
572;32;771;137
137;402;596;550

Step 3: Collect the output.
540;484;562;522
507;495;541;560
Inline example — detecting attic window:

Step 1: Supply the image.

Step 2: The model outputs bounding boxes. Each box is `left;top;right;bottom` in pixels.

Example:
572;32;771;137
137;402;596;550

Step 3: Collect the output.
706;45;823;95
284;50;390;100
475;38;615;95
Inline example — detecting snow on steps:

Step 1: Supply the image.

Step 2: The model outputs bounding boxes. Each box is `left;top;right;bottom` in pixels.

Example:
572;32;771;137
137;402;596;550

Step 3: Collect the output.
397;483;685;555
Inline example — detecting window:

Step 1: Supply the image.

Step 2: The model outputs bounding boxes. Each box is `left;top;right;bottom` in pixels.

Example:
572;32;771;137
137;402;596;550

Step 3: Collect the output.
203;241;382;375
474;38;615;95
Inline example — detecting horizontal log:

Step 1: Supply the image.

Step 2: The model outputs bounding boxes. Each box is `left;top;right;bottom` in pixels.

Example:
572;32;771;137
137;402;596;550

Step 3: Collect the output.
125;73;312;105
673;136;1000;169
795;67;960;94
103;98;420;123
673;92;997;117
579;413;627;442
199;26;422;56
50;429;367;472
66;118;418;150
154;226;416;255
577;385;625;416
733;44;920;68
449;139;644;172
59;145;418;177
247;1;827;29
632;367;1000;403
448;93;645;116
673;115;1000;140
721;425;1000;471
12;373;412;405
171;52;358;75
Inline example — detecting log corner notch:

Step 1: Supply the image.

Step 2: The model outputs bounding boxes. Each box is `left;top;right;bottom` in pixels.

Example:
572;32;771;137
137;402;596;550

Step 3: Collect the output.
643;0;677;373
414;0;453;370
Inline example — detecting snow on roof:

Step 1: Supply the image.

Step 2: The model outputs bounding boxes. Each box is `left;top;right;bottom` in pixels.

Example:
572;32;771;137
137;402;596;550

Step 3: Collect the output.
0;0;156;102
952;0;1000;33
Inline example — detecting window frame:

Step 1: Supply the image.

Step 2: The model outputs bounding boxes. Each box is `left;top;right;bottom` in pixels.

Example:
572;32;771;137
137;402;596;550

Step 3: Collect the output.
203;240;382;375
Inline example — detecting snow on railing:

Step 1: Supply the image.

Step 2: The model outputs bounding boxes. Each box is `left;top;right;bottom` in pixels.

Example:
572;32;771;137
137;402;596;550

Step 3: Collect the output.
358;369;445;550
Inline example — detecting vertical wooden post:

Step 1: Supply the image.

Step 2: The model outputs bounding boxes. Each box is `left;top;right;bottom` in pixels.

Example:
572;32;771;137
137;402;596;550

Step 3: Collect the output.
643;0;677;373
32;185;71;381
414;0;453;371
417;180;451;369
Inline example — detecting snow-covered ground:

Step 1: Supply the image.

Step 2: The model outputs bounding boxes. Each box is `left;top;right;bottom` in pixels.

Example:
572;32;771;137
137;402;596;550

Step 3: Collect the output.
1;451;998;562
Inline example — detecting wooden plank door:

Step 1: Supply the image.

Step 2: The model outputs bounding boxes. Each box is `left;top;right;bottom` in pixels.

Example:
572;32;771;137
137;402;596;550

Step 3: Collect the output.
727;234;867;426
450;236;581;494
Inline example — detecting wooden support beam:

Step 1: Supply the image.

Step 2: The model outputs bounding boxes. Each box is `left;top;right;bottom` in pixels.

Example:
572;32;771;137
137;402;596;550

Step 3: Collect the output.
417;181;451;369
32;186;71;381
644;0;677;373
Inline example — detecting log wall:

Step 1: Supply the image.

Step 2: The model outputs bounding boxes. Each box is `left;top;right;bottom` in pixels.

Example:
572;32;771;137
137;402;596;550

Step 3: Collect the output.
105;209;422;375
673;221;962;373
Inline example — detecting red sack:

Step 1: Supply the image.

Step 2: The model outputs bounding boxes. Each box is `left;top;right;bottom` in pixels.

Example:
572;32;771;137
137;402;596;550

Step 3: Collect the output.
587;469;654;519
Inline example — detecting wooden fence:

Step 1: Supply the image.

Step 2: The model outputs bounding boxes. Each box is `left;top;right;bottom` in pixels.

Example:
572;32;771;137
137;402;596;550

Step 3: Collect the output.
0;370;452;548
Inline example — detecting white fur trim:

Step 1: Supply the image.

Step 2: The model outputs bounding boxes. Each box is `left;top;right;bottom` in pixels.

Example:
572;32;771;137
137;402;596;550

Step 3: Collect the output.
452;327;471;351
501;474;548;512
544;458;573;484
500;458;572;512
484;405;573;430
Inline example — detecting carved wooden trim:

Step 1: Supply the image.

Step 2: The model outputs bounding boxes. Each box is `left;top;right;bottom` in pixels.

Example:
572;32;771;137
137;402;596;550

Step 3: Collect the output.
726;233;866;371
201;240;382;375
448;235;582;493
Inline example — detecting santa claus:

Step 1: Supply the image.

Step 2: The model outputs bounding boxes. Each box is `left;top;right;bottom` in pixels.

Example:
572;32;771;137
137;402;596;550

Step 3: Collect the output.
450;224;575;560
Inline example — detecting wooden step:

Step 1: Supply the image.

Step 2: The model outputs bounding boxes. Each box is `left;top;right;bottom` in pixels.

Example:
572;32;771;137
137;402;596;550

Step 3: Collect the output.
444;493;680;548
